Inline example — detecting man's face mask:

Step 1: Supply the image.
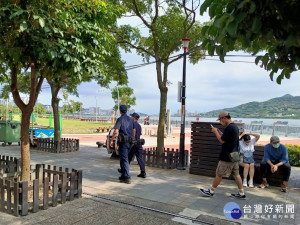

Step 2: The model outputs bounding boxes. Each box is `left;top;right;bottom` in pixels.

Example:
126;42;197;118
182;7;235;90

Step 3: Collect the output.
272;143;280;148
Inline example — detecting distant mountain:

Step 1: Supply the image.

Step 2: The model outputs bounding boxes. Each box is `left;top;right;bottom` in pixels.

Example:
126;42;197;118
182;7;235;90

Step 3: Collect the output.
199;94;300;119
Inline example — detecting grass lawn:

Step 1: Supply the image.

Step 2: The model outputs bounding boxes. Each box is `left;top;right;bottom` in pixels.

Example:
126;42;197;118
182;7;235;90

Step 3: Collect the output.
36;117;114;134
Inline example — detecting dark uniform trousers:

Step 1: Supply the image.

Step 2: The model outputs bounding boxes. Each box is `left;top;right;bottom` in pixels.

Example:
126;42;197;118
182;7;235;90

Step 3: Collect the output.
119;142;131;179
129;144;146;174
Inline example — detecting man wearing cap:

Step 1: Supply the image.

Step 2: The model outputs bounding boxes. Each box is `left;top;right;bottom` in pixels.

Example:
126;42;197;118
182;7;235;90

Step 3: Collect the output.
259;136;291;192
110;105;134;184
200;111;246;199
128;112;146;178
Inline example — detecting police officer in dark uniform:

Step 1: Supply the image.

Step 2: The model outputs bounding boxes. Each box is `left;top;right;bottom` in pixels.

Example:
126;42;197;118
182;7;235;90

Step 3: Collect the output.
110;105;133;184
128;112;146;178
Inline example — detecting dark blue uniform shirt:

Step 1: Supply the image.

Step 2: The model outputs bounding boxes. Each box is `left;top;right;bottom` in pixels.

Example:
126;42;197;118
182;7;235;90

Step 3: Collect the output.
114;114;133;137
133;121;141;140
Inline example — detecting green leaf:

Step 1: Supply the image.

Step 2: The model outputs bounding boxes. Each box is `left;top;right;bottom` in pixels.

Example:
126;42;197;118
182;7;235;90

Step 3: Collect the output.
235;12;246;22
251;17;261;32
39;17;45;28
276;73;284;84
285;35;297;48
200;0;213;16
249;2;256;13
269;71;274;81
209;3;218;18
219;54;225;63
255;56;263;65
201;26;209;36
227;21;238;37
262;54;269;67
237;1;245;9
20;22;27;32
33;15;39;20
44;26;50;33
208;44;215;56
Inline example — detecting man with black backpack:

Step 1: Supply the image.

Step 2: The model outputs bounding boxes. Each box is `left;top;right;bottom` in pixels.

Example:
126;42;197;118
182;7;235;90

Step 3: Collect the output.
199;111;246;199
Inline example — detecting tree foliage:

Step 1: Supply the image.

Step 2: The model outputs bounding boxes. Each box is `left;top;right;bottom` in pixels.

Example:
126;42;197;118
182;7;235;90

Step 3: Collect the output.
111;86;136;111
115;0;205;153
34;103;47;115
200;0;300;84
62;100;82;116
0;0;125;181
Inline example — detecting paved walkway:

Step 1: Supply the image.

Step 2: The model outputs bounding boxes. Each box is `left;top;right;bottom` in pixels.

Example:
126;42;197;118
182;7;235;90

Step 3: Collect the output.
0;141;299;225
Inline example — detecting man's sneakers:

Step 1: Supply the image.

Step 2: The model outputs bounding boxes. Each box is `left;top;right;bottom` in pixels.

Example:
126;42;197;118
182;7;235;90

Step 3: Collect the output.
242;179;247;187
200;188;246;199
199;188;214;197
117;168;122;174
230;193;246;200
137;172;146;178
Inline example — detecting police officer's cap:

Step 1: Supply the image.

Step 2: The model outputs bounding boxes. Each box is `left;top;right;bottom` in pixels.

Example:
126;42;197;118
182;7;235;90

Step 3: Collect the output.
119;105;127;113
130;112;140;119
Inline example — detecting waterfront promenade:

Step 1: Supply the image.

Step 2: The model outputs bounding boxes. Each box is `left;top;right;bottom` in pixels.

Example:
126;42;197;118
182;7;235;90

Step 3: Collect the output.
0;137;299;225
63;126;300;151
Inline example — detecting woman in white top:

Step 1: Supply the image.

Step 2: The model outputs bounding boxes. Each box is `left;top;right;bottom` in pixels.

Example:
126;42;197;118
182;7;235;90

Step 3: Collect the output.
239;132;260;188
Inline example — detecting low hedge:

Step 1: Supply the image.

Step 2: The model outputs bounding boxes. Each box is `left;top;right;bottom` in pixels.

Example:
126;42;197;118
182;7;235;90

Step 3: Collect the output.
286;144;300;167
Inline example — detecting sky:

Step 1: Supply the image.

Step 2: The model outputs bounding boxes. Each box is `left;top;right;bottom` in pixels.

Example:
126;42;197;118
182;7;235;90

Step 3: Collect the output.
35;52;300;115
27;11;300;115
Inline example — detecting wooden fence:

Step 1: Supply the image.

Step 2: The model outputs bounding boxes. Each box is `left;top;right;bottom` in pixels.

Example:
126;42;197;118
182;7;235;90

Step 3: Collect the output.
0;163;82;216
142;148;189;169
0;155;21;179
36;138;79;153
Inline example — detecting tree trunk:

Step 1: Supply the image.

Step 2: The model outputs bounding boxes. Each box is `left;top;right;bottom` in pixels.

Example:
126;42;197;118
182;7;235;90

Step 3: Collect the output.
50;83;61;142
156;61;169;155
20;111;31;181
10;63;44;181
157;89;167;154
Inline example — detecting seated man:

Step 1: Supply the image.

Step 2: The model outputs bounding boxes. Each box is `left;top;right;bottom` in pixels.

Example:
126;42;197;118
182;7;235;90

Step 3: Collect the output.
259;136;291;192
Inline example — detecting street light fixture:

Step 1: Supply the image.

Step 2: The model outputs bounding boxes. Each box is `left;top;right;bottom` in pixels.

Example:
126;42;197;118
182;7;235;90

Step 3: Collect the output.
177;37;190;170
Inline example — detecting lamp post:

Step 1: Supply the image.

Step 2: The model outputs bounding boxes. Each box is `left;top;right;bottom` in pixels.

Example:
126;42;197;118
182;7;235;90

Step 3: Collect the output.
116;86;120;117
177;38;190;170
